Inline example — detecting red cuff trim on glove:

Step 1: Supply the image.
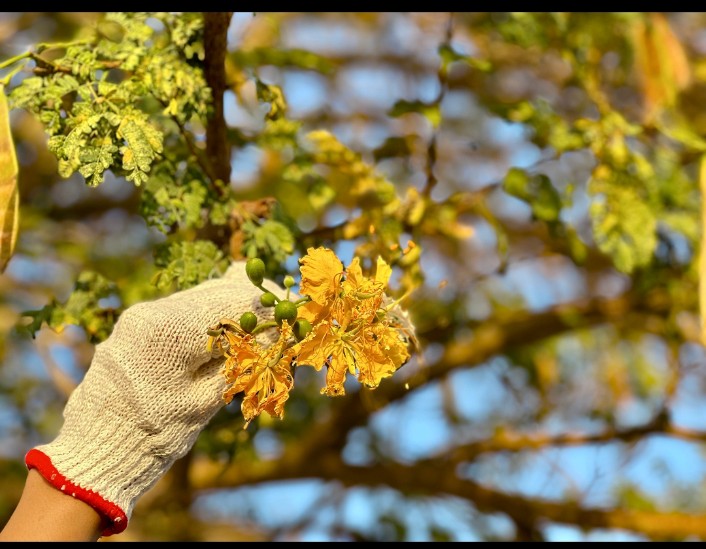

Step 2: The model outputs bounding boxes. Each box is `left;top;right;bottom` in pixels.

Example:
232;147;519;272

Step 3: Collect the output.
25;448;128;537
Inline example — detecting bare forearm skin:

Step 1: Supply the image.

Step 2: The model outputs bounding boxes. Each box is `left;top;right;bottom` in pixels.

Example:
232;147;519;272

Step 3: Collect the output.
0;469;102;541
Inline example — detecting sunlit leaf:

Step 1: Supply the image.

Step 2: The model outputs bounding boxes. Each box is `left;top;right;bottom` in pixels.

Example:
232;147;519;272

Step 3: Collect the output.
0;85;19;272
388;99;441;128
632;13;690;122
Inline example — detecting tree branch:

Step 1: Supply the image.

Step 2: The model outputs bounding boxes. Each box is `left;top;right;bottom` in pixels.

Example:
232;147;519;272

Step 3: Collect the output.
191;448;706;540
446;410;706;462
325;460;706;541
203;12;233;185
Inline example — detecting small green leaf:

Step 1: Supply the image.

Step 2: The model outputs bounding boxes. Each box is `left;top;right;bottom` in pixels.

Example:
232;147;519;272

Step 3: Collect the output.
308;180;336;211
153;240;228;290
256;80;287;121
438;44;492;72
242;219;296;275
117;113;164;186
590;186;657;273
17;271;119;342
231;47;336;74
97;19;126;43
503;168;561;223
388;100;441;128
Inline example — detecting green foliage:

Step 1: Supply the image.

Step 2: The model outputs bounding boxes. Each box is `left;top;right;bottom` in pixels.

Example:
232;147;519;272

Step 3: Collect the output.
18;270;119;343
388;99;441;128
256;80;288;121
507;100;586;153
231;47;336;74
115;111;164;185
152;240;229;291
486;13;701;276
615;482;658;512
438;43;492;73
589;184;657;274
503;168;562;223
8;12;210;188
140;157;218;233
257;117;302;150
242;218;295;273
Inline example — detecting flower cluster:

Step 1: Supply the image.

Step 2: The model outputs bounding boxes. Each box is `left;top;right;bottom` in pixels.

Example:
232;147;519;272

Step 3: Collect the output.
207;246;416;428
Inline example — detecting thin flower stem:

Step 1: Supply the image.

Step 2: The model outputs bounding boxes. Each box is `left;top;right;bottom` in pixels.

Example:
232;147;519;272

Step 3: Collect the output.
0;37;94;73
256;284;281;302
252;321;278;335
0;63;27;87
35;39;93;52
0;52;30;70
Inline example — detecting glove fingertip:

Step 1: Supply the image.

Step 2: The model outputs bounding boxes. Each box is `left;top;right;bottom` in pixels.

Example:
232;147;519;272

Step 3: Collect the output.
222;260;248;281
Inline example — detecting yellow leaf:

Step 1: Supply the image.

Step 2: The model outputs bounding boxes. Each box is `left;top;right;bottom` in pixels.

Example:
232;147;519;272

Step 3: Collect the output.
0;84;19;272
699;154;706;347
632;13;691;123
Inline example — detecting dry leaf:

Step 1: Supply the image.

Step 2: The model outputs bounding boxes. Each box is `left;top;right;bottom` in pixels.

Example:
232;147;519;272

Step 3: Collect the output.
699;155;706;345
0;84;19;272
632;13;691;123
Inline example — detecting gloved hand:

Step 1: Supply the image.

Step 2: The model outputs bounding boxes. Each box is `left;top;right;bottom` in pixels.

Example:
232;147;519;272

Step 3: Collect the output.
25;261;285;536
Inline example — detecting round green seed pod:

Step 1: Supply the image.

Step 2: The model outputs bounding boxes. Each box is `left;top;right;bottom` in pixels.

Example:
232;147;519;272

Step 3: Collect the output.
274;300;298;326
245;258;265;285
293;318;312;341
239;312;258;333
260;292;277;307
283;275;295;288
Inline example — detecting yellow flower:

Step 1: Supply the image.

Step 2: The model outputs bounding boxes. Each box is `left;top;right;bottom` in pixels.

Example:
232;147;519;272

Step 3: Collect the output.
295;317;410;396
221;323;296;428
298;247;392;327
211;246;416;427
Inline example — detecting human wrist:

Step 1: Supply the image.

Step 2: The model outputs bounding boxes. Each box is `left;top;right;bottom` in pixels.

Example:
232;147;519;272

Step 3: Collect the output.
25;393;190;536
0;468;103;541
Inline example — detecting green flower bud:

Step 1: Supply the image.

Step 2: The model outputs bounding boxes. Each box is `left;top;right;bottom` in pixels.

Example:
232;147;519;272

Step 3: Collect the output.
283;275;295;288
293;318;312;341
260;292;277;307
239;312;258;333
274;300;298;326
245;258;265;285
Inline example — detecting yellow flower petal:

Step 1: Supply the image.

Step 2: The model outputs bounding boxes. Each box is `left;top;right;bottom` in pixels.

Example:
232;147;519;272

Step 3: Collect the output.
353;323;409;388
374;256;392;286
296;321;337;371
344;256;364;290
299;247;344;306
297;299;328;325
296;321;354;396
322;350;348;396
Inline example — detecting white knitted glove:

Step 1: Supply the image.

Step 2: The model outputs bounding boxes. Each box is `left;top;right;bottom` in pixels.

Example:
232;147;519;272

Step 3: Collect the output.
25;261;285;537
